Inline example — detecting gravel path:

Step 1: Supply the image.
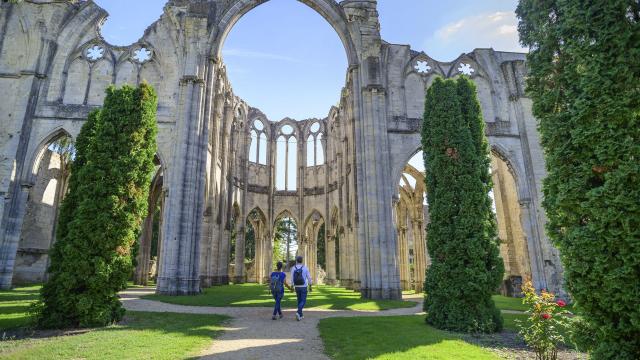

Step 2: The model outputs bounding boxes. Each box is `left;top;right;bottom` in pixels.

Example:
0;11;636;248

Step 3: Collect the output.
120;287;424;360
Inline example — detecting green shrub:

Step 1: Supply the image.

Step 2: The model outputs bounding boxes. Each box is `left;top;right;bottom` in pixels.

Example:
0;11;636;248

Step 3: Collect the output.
37;84;158;328
517;1;640;358
421;77;504;333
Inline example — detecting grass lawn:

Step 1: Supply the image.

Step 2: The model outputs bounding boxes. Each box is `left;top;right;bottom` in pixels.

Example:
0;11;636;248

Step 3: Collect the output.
319;315;500;360
0;285;40;331
0;311;228;360
145;284;416;311
491;295;528;312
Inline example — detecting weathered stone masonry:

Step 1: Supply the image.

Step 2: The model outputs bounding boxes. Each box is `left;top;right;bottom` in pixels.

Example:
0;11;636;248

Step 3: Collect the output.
0;0;564;299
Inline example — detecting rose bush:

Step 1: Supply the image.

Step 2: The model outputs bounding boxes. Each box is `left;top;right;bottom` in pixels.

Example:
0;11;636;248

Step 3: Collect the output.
517;281;572;360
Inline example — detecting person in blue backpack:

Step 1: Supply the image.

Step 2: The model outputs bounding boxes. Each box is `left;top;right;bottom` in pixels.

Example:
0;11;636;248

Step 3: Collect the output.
291;255;312;321
269;261;291;320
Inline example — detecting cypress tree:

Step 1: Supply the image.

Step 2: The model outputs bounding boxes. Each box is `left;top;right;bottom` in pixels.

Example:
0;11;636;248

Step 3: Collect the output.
37;84;158;328
517;1;640;357
422;77;504;333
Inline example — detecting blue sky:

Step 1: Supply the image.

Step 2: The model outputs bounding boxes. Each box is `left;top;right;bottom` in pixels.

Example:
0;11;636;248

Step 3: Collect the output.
96;0;523;121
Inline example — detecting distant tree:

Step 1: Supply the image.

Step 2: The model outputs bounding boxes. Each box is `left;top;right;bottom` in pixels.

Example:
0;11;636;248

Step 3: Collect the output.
517;1;640;358
37;84;158;328
244;222;255;261
422;77;504;333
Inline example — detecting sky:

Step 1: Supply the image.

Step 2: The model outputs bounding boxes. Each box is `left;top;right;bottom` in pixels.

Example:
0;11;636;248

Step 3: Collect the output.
95;0;524;122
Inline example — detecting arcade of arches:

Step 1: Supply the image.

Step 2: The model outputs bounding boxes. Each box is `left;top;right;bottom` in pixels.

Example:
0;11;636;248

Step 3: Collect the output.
0;0;564;300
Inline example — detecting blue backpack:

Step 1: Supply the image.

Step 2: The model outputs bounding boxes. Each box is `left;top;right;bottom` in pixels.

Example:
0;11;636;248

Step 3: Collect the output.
270;273;284;295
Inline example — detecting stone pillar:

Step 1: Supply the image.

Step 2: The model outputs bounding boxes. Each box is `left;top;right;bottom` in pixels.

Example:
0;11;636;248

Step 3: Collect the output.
0;184;31;289
264;231;273;283
233;225;246;284
398;226;410;291
156;17;210;295
325;234;336;285
412;219;426;293
215;103;235;285
343;1;402;300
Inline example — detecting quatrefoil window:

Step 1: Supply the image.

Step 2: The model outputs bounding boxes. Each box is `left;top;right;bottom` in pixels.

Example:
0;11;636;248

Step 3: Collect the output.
133;47;152;63
86;45;105;61
458;63;475;76
414;60;431;74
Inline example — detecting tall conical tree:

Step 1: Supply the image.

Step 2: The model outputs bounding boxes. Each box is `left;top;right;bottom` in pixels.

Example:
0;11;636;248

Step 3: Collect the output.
37;84;158;328
422;77;504;333
517;1;640;358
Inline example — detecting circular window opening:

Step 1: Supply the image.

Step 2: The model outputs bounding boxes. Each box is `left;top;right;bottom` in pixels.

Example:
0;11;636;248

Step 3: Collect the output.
310;122;321;133
281;125;294;135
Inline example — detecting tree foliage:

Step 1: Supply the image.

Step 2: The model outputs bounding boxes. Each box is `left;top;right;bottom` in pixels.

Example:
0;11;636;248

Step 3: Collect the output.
422;77;504;333
517;1;640;358
36;84;158;328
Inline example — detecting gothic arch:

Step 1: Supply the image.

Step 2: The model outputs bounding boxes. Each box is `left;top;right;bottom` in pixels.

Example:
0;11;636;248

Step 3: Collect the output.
211;0;358;66
26;128;74;184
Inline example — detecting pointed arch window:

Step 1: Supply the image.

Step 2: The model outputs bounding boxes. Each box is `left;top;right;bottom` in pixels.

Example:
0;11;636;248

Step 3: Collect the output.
306;122;325;167
276;125;297;191
249;119;268;165
249;130;258;163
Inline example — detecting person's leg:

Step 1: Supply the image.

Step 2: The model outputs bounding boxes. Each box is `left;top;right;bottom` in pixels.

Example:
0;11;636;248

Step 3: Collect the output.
273;294;279;317
295;287;303;317
299;287;308;317
275;293;283;316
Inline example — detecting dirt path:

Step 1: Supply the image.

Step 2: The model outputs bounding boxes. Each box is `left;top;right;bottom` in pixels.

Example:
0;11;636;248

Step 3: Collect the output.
120;287;424;360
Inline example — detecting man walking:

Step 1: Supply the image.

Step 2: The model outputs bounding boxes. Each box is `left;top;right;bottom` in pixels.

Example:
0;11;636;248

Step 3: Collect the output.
291;255;312;321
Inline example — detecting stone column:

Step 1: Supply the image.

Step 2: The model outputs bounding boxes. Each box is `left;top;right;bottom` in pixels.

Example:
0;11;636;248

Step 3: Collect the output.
0;184;31;289
156;72;208;295
325;234;336;285
398;226;410;291
156;16;210;295
215;103;235;285
412;219;426;293
233;224;246;284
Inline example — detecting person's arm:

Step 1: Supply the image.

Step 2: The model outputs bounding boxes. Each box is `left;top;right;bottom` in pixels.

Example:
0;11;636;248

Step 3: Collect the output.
306;267;313;291
283;273;293;291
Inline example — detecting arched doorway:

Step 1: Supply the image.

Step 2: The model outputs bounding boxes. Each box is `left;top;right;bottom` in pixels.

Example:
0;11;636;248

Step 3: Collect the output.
394;151;429;293
301;210;325;284
490;152;532;297
14;131;74;284
134;155;166;286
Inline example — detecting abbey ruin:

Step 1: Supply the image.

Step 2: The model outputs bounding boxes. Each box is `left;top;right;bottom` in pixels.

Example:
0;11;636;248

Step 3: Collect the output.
0;0;564;299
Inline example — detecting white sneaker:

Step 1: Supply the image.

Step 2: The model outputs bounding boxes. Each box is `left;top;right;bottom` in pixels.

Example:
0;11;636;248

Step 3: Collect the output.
295;312;301;321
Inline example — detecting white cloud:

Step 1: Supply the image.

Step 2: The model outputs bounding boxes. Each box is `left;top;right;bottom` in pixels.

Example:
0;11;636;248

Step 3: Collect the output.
222;48;301;63
426;11;527;61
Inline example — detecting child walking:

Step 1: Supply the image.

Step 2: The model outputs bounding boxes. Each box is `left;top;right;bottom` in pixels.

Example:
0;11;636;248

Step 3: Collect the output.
269;261;290;320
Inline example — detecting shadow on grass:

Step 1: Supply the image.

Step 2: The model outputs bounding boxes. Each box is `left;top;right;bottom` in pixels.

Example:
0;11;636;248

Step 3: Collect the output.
143;284;416;311
0;312;229;360
319;315;501;360
0;285;40;332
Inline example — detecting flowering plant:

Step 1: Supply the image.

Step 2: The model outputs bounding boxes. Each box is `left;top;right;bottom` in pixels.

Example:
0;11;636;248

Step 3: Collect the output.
517;281;571;360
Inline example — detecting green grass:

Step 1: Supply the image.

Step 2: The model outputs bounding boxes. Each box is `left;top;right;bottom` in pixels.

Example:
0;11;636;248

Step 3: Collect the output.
319;315;500;360
0;285;40;331
145;284;416;311
492;295;528;312
0;311;228;359
501;312;527;332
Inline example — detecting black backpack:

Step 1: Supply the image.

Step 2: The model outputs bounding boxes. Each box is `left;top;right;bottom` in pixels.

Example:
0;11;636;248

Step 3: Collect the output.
293;265;305;286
